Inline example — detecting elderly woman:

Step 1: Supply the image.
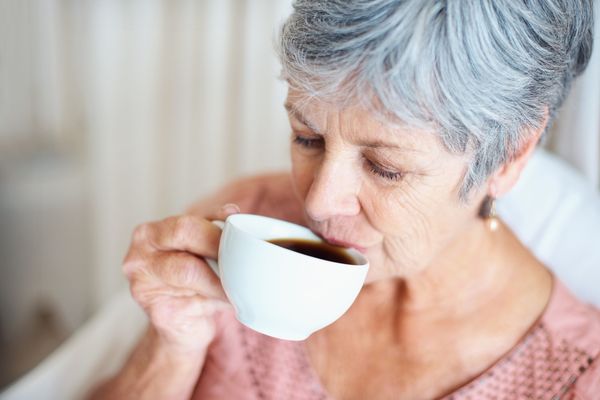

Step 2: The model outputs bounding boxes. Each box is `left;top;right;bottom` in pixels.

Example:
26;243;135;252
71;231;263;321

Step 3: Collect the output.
91;1;599;399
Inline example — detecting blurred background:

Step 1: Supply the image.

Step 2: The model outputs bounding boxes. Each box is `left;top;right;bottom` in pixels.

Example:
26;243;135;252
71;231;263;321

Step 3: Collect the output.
0;0;598;391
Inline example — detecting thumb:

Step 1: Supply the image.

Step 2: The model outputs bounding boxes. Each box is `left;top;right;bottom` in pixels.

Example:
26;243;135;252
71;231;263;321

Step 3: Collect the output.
212;203;241;221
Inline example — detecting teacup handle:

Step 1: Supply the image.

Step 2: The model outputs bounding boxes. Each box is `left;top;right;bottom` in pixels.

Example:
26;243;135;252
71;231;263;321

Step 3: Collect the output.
204;220;225;277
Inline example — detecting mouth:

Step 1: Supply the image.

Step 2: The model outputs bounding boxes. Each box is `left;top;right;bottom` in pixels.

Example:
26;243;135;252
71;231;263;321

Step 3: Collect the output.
318;234;368;254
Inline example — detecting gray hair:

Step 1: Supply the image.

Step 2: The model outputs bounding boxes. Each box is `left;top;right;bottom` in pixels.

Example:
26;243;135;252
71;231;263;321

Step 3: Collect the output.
277;0;594;199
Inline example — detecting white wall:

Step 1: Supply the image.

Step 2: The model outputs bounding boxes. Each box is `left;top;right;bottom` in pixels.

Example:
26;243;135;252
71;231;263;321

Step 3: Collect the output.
79;0;294;308
0;0;293;363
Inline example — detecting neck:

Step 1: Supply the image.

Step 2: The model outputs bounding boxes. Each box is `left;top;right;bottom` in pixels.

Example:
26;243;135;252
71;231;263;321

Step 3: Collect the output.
361;219;526;320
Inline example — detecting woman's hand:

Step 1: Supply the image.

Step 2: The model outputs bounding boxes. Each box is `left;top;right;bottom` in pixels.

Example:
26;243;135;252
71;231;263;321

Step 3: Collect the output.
123;204;240;355
89;173;300;399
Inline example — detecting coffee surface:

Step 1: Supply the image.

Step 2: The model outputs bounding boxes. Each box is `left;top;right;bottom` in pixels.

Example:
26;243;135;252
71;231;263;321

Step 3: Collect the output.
268;238;359;265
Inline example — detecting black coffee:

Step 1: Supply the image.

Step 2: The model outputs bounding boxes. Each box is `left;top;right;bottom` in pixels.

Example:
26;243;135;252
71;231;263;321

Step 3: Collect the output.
268;238;359;265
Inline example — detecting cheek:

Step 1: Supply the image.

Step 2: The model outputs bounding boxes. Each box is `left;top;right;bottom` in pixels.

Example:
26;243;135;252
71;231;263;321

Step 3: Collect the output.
290;148;317;202
367;177;468;275
379;187;437;254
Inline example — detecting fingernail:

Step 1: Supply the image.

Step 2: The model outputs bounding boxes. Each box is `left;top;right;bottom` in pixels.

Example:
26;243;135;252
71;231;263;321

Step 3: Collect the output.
221;203;240;214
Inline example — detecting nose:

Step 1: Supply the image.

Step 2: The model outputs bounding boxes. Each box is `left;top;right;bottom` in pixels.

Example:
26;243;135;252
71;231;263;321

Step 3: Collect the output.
304;157;361;222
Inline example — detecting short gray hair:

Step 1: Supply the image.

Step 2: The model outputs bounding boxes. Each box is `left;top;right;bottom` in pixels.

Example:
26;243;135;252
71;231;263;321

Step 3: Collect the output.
277;0;594;199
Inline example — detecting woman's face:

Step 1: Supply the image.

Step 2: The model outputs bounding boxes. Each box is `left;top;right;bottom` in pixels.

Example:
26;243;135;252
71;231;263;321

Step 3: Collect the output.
286;93;487;282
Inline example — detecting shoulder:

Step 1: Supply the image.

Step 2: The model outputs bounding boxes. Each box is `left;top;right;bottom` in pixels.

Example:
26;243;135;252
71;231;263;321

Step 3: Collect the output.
449;278;600;399
187;172;305;225
542;278;600;353
573;358;600;400
542;279;600;398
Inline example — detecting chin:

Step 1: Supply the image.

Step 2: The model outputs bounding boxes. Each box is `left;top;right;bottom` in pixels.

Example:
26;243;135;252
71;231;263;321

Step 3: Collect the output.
362;266;394;284
361;253;426;284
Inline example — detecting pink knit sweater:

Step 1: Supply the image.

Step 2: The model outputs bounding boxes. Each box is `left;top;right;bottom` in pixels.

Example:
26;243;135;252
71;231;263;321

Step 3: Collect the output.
192;277;600;399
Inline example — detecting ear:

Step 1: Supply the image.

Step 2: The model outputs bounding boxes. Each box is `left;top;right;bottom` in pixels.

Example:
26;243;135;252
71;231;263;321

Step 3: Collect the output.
488;109;549;197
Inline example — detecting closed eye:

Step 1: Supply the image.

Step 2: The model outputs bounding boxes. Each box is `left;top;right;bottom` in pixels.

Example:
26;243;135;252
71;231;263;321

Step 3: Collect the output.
294;134;404;182
365;158;405;182
293;134;323;149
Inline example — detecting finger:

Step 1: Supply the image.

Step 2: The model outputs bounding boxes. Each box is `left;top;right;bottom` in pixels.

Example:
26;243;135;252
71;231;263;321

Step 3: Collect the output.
151;295;232;320
204;203;241;222
137;215;222;259
148;251;228;300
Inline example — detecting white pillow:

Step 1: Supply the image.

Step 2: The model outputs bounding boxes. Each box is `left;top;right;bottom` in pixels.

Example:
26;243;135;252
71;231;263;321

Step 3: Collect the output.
498;149;600;307
0;291;146;400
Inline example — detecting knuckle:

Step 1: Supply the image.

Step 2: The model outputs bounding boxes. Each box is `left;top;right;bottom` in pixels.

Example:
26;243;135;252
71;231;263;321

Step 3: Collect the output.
122;257;142;279
132;223;152;244
128;280;148;304
172;215;198;243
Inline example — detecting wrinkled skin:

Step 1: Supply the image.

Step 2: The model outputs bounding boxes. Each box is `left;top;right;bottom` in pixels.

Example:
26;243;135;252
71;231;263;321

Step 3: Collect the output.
285;92;487;282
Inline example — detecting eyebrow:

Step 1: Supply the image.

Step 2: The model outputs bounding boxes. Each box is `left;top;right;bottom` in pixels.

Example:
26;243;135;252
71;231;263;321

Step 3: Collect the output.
357;139;413;150
284;102;323;134
284;102;418;152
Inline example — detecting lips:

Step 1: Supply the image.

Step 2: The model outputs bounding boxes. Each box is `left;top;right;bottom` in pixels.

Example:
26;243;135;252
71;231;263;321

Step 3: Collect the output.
306;220;369;253
321;235;367;254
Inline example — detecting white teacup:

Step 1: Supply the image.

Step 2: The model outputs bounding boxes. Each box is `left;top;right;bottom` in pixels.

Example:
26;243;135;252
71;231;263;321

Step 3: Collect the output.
205;214;369;341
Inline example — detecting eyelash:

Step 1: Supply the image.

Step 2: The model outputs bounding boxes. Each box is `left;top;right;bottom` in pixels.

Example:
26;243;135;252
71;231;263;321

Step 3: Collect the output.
365;159;404;182
293;135;322;148
293;135;405;182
